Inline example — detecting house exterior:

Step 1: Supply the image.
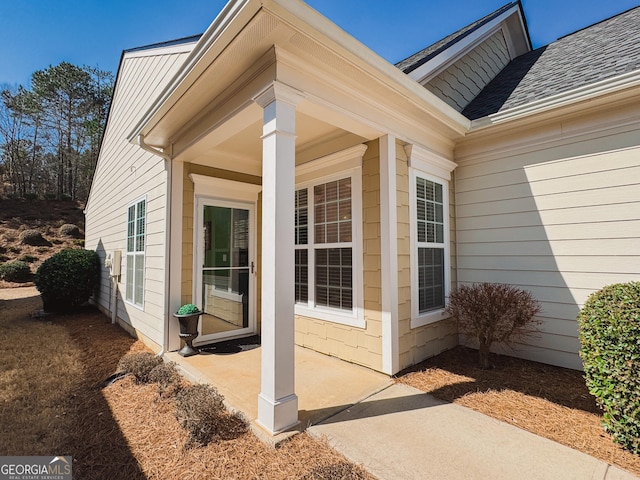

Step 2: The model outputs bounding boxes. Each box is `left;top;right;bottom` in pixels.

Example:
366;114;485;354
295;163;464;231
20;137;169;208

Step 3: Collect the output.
85;0;640;434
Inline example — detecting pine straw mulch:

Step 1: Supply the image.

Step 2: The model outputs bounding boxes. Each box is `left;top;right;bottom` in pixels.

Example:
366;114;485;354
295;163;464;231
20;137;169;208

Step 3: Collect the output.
396;346;640;477
0;287;372;480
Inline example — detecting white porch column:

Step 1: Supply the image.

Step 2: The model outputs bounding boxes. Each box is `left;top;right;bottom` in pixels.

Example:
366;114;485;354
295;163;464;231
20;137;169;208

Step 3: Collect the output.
380;135;400;375
253;82;303;434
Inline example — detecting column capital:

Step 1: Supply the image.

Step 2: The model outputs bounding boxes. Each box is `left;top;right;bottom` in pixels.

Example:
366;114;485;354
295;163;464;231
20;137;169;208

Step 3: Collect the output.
253;81;305;109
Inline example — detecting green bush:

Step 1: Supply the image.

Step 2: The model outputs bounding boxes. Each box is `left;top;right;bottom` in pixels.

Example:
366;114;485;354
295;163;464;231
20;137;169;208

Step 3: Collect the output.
19;229;50;246
35;248;100;311
578;282;640;454
19;254;38;263
0;260;31;282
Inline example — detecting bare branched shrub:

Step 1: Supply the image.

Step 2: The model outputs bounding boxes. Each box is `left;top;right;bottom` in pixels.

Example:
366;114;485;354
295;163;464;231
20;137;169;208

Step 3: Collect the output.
446;283;541;369
302;462;368;480
148;362;183;398
58;223;81;238
117;352;163;384
175;384;229;448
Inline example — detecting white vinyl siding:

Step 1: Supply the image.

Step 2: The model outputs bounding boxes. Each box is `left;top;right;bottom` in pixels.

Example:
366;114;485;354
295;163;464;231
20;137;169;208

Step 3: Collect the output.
455;125;640;370
126;198;146;308
84;44;195;346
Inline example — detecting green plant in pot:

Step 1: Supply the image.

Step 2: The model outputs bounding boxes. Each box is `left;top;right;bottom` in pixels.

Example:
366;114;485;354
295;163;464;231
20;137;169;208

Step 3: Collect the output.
174;303;202;357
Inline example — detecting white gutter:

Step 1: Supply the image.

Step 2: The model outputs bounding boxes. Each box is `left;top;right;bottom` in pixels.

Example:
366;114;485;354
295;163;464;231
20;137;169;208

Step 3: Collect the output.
138;134;172;161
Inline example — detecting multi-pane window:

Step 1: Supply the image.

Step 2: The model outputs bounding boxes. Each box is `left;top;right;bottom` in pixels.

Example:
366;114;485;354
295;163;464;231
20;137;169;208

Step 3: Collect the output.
415;176;445;313
126;199;145;307
295;177;353;312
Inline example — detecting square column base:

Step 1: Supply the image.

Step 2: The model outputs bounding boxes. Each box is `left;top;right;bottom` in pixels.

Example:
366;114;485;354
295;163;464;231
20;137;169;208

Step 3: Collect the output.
257;392;299;435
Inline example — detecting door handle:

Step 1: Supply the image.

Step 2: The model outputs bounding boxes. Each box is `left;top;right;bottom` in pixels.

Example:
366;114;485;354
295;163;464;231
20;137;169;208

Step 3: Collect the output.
251;261;255;274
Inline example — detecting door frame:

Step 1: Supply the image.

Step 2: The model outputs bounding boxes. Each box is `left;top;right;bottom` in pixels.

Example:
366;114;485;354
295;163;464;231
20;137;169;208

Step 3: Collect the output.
190;174;261;345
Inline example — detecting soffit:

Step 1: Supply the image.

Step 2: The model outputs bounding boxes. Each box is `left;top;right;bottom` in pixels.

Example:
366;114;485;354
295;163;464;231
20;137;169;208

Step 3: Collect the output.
132;0;469;153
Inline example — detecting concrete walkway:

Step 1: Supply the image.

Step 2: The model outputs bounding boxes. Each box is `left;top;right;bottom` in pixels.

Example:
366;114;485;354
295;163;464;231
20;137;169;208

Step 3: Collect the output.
308;383;638;480
168;345;637;479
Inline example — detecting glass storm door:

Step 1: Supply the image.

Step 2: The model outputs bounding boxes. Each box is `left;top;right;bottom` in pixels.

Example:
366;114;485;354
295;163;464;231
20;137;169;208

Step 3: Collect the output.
195;200;254;343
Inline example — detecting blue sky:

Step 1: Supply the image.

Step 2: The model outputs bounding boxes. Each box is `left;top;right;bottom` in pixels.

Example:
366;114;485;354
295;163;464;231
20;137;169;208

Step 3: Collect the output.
1;0;638;87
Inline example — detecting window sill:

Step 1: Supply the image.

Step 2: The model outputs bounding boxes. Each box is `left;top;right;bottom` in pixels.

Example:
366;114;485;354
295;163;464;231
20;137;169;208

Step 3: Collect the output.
295;304;365;328
411;308;449;329
124;299;144;311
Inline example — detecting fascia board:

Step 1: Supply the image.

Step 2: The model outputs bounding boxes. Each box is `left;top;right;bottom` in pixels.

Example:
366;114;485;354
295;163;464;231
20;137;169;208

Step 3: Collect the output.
261;0;470;136
408;5;522;84
469;70;640;131
127;0;260;144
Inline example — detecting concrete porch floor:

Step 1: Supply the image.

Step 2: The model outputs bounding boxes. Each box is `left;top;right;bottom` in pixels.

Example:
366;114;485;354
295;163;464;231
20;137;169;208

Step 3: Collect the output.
164;344;392;435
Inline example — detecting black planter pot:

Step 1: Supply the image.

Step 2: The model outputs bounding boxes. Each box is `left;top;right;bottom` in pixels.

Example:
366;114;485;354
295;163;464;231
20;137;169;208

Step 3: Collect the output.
173;312;201;357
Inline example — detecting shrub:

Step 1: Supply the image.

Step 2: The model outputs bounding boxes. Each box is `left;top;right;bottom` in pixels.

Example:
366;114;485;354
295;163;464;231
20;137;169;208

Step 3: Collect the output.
0;260;31;282
446;283;541;369
117;352;163;384
19;229;50;246
578;282;640;454
73;239;85;247
35;248;100;311
175;384;228;447
18;254;38;263
58;223;81;238
148;362;183;397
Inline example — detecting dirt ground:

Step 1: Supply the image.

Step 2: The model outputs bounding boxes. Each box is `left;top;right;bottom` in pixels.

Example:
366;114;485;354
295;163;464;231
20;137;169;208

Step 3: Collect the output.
0;287;371;480
397;346;640;477
0;199;85;289
3;286;638;478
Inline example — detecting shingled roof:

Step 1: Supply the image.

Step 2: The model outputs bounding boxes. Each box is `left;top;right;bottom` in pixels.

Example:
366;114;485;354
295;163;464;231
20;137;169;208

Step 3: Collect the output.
396;2;520;74
462;5;640;120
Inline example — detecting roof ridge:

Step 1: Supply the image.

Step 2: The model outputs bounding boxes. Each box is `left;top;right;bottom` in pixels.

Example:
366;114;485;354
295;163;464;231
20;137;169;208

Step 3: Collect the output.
396;1;520;74
125;34;203;54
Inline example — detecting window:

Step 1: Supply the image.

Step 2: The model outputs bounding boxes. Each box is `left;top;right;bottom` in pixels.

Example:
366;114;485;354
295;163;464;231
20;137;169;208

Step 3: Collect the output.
411;172;448;325
294;171;362;326
126;198;145;307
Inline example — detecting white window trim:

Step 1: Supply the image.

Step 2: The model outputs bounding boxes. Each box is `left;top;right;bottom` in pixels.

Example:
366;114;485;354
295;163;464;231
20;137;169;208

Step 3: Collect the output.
410;169;450;328
294;162;365;329
125;196;147;310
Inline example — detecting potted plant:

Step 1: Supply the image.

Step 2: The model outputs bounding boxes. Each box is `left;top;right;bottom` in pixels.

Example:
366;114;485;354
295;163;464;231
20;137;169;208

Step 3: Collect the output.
174;303;202;357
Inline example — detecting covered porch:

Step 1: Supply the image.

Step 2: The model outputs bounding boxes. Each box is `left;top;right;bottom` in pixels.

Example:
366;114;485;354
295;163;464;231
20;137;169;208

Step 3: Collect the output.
165;343;391;440
129;0;465;435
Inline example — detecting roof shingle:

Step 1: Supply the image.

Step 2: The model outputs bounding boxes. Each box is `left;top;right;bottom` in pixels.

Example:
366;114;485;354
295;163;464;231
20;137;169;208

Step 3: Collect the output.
462;6;640;120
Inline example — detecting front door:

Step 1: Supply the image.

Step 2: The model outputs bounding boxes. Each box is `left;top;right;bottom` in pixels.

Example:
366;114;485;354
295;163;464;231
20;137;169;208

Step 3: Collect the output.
194;198;255;344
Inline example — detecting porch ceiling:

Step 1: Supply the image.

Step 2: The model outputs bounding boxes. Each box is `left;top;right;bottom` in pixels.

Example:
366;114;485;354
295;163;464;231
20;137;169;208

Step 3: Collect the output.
175;106;369;176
